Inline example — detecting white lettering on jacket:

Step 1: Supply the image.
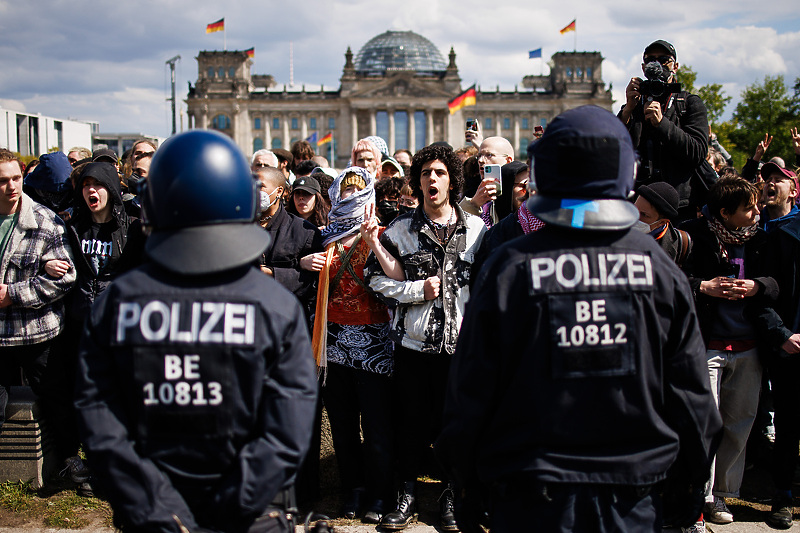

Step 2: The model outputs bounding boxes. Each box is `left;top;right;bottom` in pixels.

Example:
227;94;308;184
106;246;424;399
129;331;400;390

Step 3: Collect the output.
116;301;255;344
530;253;653;290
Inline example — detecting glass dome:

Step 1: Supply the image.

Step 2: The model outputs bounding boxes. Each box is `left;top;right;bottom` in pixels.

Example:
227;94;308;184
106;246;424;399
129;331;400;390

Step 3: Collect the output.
354;30;447;76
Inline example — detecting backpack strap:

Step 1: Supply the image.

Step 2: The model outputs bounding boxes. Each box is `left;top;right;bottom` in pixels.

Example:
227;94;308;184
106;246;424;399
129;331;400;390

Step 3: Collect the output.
675;228;692;266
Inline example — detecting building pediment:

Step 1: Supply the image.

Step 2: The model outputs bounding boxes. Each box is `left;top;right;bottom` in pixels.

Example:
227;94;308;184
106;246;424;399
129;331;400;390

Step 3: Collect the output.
348;73;453;100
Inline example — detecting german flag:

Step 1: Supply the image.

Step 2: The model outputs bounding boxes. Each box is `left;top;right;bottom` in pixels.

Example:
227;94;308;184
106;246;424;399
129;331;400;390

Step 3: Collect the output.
317;132;333;146
206;18;224;34
244;47;255;59
560;19;576;34
447;85;476;115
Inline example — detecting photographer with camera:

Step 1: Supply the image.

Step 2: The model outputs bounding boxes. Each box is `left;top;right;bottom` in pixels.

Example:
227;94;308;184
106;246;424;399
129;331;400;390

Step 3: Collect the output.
619;40;712;222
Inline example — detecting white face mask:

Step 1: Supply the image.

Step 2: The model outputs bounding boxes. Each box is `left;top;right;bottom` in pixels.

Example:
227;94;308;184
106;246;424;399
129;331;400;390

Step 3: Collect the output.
260;188;280;213
633;218;669;233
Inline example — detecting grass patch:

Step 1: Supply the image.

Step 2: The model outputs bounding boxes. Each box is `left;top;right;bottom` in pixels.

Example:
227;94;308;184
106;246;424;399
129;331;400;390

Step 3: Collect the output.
0;479;110;529
43;492;104;529
0;481;35;513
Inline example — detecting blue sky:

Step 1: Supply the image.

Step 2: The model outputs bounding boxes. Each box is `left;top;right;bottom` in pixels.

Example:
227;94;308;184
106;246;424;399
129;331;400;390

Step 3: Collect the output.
0;0;797;140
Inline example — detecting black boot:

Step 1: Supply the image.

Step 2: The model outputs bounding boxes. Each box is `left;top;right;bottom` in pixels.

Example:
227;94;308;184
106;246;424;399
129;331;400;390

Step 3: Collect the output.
439;481;459;531
380;481;417;530
341;487;364;519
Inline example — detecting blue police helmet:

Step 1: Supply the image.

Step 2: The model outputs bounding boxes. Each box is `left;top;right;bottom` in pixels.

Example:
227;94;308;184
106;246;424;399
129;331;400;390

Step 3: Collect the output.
526;105;639;231
144;130;270;275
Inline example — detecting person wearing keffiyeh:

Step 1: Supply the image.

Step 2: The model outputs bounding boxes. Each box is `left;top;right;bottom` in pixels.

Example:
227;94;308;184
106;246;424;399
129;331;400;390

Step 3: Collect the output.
305;166;398;524
680;176;780;525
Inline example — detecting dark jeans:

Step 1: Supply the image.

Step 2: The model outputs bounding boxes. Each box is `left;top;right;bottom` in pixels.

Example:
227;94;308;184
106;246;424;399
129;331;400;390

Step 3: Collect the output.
0;340;53;429
770;354;800;490
393;345;450;481
0;335;80;462
491;483;662;532
322;362;394;503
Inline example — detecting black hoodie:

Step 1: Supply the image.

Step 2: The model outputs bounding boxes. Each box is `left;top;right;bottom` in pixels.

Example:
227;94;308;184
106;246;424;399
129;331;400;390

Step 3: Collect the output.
67;162;145;316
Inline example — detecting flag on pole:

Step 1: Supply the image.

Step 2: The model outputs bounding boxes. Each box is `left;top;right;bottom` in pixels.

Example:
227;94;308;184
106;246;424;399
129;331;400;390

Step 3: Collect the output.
528;48;542;59
305;132;318;144
448;85;477;115
244;47;255;58
317;132;333;146
560;19;576;34
206;18;224;33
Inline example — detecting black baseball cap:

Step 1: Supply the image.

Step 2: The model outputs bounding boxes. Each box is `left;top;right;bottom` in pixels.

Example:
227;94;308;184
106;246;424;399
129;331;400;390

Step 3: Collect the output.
644;40;676;61
292;176;321;195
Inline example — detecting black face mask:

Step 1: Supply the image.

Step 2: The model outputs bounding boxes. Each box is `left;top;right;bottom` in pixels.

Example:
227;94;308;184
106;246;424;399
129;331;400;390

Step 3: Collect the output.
398;204;415;215
377;200;399;223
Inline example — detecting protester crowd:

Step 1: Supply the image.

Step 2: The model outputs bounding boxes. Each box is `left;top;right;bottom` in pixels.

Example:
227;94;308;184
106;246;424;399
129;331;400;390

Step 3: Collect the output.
2;38;800;533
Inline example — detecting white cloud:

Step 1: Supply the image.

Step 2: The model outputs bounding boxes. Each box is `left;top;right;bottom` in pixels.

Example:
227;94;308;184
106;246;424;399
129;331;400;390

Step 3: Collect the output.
0;0;797;137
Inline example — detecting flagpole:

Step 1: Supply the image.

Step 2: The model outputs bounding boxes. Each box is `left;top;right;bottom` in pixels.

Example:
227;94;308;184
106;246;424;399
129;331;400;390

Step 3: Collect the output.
224;21;227;51
573;20;577;52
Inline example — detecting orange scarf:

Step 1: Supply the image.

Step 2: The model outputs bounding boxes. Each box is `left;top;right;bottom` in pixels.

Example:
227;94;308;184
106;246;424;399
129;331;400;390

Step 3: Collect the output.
311;244;336;376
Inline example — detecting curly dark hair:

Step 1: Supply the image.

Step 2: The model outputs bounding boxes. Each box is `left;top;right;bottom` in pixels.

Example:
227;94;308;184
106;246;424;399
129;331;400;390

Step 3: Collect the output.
408;144;463;206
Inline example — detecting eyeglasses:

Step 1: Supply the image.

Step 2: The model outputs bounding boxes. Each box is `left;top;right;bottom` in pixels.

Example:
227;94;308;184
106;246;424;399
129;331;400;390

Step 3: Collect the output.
643;55;673;65
253;162;272;168
478;152;509;160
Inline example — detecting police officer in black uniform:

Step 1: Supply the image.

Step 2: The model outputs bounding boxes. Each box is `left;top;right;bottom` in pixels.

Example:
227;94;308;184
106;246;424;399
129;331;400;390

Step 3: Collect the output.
74;130;318;533
436;106;721;532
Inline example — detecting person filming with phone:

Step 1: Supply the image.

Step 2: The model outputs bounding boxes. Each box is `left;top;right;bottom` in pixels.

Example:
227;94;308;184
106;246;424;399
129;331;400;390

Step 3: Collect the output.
460;125;514;228
618;40;712;222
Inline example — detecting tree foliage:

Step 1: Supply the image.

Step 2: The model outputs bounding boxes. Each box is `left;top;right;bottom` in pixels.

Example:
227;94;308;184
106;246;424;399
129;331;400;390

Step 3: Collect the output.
728;75;798;166
698;84;732;127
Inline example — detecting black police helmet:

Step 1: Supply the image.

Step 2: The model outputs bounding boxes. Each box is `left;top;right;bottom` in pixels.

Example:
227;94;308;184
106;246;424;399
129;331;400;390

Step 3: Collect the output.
527;105;639;230
143;130;270;275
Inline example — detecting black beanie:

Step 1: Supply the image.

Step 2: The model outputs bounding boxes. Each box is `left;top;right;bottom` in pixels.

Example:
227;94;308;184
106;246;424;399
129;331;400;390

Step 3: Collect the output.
636;181;679;220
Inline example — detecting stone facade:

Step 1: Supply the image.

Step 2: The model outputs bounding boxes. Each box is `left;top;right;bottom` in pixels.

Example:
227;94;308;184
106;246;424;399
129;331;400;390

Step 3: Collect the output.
185;31;613;166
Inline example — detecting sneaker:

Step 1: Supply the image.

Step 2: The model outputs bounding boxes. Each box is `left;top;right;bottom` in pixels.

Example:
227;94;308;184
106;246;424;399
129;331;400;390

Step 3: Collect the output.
59;456;90;484
705;497;733;524
681;518;706;533
766;496;794;530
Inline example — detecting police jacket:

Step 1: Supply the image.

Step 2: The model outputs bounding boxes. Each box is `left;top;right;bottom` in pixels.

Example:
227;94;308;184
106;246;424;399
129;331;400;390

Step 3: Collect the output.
364;204;486;355
74;262;318;533
260;204;322;314
436;226;721;490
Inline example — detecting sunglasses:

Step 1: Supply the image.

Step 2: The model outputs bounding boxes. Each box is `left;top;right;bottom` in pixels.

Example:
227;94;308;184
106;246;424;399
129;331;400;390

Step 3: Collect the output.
643;55;673;65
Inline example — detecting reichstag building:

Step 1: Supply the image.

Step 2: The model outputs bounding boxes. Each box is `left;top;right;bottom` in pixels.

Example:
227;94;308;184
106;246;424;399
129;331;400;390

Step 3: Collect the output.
186;30;613;166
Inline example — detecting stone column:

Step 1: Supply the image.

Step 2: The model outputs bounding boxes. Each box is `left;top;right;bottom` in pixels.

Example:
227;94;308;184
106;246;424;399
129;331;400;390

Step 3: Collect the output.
282;114;290;149
408;109;416;153
200;105;208;129
513;116;520;159
495;113;502;137
264;115;271;150
300;113;308;142
426;108;434;144
388;108;395;154
369;112;377;136
351;111;358;148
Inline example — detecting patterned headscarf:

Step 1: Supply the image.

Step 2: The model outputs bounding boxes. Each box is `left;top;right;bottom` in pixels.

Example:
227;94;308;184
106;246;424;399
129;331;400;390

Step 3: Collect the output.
321;166;375;247
365;135;389;156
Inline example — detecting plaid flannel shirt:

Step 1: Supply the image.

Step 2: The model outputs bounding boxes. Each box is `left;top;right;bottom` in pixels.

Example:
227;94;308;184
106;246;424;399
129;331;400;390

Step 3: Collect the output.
0;194;76;346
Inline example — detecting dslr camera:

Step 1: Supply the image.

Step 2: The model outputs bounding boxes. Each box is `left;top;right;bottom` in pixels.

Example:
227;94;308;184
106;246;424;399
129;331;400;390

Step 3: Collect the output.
639;61;681;99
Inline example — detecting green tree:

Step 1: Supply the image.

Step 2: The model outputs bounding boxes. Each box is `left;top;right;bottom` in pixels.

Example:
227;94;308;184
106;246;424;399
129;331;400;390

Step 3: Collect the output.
676;65;731;126
729;75;797;165
676;65;697;95
698;84;732;126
